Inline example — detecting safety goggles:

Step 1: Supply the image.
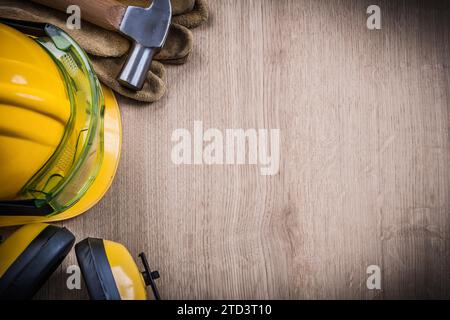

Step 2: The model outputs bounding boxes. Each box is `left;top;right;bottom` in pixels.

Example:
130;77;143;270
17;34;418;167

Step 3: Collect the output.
0;19;104;216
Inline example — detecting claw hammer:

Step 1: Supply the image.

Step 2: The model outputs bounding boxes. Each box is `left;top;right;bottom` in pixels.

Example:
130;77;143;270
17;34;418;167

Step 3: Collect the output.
32;0;172;91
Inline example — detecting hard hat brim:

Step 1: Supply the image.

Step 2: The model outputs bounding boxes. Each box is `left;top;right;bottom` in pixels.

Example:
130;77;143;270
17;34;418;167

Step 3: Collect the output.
0;86;122;226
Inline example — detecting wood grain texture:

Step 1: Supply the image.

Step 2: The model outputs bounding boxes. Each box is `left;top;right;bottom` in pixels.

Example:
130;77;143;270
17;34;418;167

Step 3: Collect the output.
9;0;450;299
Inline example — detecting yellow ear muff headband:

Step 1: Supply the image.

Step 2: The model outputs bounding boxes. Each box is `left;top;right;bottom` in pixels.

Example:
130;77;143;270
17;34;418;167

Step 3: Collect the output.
0;223;75;300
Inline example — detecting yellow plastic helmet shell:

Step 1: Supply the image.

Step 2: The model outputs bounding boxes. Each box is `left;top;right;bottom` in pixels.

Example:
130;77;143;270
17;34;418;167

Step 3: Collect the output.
0;223;75;299
0;22;122;226
75;238;153;300
0;23;70;199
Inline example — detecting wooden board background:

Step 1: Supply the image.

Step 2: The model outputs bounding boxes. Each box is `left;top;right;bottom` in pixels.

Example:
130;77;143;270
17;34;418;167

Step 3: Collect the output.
5;0;450;299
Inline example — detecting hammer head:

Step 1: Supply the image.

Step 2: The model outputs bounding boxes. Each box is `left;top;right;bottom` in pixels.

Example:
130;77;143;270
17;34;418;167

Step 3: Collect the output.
118;0;172;90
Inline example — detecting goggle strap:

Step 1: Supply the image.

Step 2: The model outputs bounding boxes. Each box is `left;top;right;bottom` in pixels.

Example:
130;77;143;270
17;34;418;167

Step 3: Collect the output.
0;18;48;37
0;200;53;216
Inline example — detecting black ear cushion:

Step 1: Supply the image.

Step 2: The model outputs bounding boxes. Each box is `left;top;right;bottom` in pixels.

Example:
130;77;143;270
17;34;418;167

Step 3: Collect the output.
75;238;121;300
0;225;75;300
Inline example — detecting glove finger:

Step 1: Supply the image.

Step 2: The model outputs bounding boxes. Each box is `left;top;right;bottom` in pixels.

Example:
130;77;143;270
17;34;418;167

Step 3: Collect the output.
171;0;196;16
118;0;208;29
0;0;200;60
0;0;128;57
154;23;193;65
91;56;167;103
118;0;195;16
172;0;209;29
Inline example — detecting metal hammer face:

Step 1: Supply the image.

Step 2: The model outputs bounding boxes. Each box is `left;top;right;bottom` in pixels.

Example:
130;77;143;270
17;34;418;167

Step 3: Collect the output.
118;0;172;91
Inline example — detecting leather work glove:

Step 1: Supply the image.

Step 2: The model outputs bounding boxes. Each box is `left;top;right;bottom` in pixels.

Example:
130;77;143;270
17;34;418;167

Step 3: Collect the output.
0;0;209;103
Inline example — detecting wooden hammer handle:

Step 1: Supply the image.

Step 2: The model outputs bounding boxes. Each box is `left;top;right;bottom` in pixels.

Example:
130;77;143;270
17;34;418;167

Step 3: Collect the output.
31;0;127;30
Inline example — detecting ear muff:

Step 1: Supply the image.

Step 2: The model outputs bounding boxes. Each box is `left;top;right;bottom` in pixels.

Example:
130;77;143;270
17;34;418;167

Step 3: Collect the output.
75;238;121;300
75;238;160;300
0;223;75;300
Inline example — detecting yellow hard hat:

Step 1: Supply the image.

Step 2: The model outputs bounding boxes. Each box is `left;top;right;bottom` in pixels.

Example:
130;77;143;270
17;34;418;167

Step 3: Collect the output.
0;20;122;226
